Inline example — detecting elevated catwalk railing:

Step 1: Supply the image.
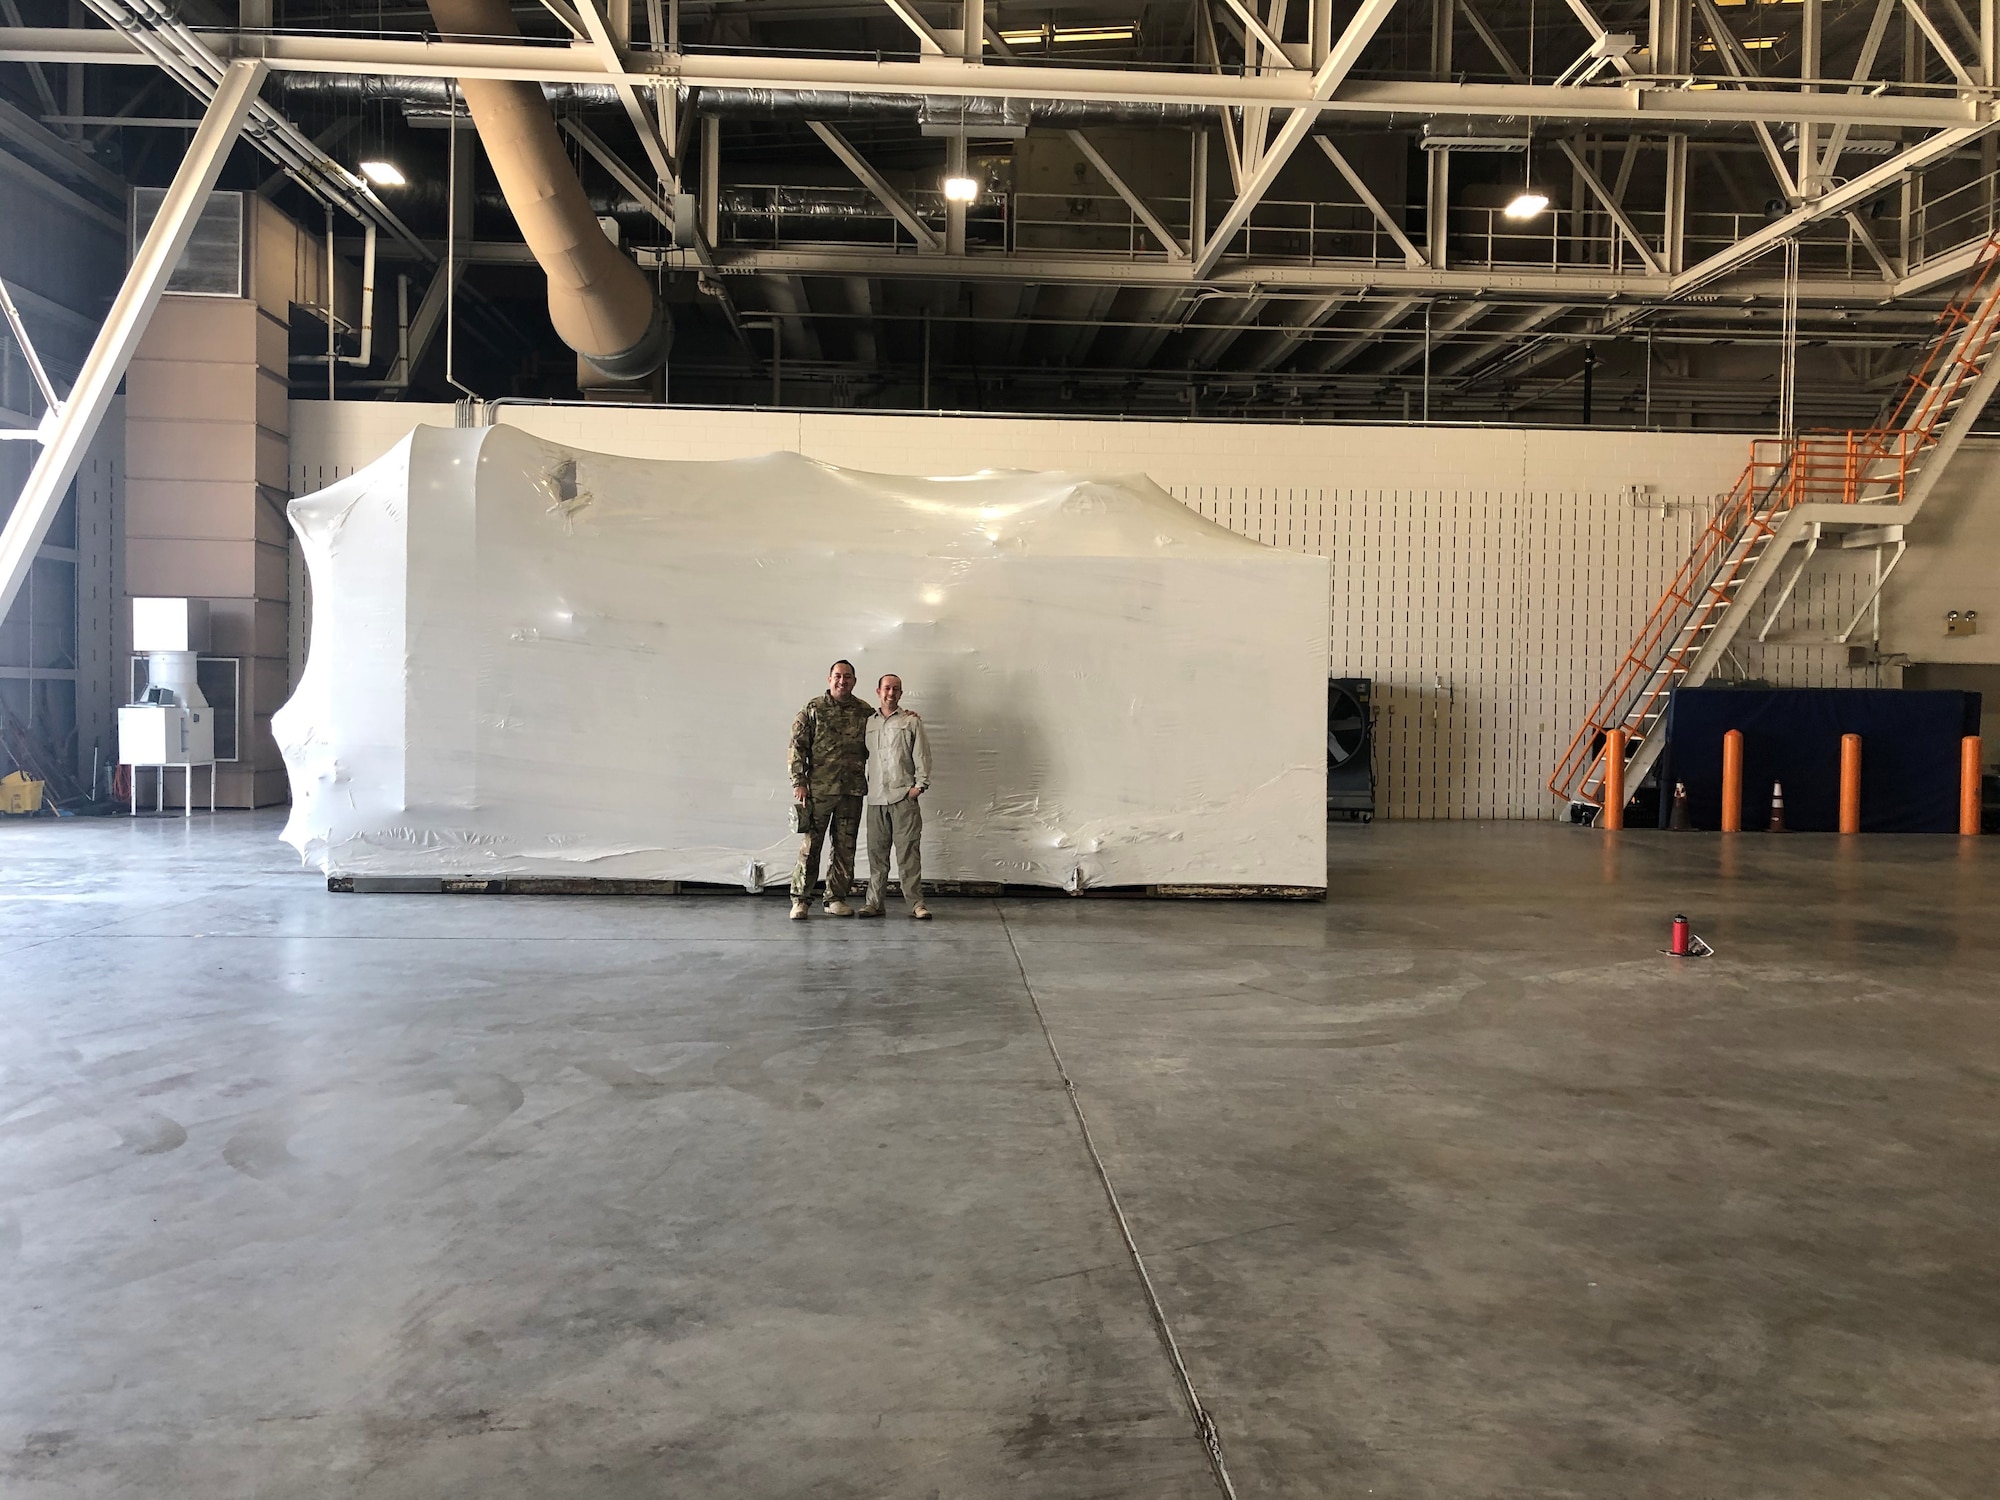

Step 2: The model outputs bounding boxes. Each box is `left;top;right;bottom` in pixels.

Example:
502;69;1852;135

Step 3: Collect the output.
1550;236;2000;813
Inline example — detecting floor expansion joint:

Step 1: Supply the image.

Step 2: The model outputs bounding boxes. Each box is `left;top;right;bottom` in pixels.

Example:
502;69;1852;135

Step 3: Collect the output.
996;902;1239;1500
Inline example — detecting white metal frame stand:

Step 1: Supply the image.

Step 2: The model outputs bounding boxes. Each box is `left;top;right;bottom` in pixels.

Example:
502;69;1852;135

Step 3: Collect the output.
128;762;217;818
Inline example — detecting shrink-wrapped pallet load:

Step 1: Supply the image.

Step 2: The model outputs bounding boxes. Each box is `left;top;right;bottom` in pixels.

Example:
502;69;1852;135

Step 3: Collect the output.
277;424;1328;891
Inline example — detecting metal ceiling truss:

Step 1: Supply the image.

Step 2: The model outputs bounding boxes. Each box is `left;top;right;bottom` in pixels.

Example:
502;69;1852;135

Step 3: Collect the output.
9;0;2000;414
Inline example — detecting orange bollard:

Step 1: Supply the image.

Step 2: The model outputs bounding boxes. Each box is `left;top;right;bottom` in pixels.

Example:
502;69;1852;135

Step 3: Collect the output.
1963;736;1984;836
1721;729;1744;833
1602;728;1626;831
1839;733;1863;834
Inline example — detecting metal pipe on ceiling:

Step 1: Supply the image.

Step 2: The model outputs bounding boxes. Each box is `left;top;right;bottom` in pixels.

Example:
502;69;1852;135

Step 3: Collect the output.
275;73;626;110
273;73;1215;127
78;0;430;258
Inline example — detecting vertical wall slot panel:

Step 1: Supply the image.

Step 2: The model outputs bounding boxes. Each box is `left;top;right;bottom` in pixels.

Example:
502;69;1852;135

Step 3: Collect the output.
1174;479;1814;820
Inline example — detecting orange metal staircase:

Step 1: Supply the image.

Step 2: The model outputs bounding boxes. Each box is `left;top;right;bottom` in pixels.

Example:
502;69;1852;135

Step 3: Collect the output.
1549;236;2000;813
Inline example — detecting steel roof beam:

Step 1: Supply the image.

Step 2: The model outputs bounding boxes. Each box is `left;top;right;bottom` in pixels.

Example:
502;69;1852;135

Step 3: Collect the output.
1554;139;1662;275
1192;0;1401;277
0;58;263;630
1064;130;1189;261
1669;122;1998;294
6;27;1995;129
805;119;945;252
1314;137;1423;268
674;243;1980;306
1691;0;1800;202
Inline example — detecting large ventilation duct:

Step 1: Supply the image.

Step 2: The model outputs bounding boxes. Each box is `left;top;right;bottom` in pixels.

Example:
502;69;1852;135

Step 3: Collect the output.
277;74;626;112
424;0;665;380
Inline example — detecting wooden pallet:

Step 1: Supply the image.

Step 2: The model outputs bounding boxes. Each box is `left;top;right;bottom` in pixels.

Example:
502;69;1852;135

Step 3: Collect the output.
326;875;1326;901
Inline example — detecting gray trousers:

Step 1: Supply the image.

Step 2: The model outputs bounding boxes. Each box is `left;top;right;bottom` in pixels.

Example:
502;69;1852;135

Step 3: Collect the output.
865;798;925;908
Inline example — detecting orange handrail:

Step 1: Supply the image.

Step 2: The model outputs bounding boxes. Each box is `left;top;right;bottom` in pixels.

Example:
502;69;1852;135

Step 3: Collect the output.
1549;235;2000;808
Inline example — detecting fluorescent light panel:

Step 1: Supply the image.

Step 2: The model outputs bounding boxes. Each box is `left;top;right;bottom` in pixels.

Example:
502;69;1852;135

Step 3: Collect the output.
359;160;406;187
998;23;1138;43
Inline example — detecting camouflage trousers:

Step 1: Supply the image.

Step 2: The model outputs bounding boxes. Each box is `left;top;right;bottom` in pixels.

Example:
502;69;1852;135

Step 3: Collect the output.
791;794;862;901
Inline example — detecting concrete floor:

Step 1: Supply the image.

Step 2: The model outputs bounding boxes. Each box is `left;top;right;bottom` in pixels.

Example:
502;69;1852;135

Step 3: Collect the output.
2;813;1997;1498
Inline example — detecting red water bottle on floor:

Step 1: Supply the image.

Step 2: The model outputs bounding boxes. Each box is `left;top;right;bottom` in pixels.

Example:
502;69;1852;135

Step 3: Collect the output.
1669;914;1691;956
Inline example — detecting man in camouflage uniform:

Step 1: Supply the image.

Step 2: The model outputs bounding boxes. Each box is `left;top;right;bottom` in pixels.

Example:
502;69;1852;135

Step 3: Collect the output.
788;659;874;919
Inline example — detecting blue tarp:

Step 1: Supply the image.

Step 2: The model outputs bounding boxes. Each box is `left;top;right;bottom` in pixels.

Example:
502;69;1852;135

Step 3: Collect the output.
1657;688;1981;832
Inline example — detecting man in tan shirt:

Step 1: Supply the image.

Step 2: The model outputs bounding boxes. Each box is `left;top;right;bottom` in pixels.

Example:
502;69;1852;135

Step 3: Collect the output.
858;673;932;920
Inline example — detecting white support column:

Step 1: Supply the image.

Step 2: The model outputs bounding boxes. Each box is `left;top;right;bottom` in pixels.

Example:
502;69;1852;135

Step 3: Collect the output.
1799;0;1820;194
0;57;264;630
701;113;721;243
1427;147;1451;269
1191;127;1209;251
1655;0;1690;276
945;133;968;256
1663;132;1688;274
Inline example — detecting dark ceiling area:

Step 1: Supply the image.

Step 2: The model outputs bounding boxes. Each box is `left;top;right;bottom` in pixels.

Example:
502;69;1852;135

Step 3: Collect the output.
5;0;1997;425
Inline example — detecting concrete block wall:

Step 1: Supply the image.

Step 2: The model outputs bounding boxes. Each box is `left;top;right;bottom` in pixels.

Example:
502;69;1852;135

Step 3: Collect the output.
291;402;1901;818
1883;438;2000;667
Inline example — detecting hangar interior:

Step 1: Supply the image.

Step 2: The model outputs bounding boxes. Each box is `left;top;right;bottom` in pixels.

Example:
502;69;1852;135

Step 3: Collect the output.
3;1;1999;1495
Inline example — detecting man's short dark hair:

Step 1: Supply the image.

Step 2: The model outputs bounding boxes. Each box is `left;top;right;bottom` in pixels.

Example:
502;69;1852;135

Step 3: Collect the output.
829;659;855;675
878;673;900;691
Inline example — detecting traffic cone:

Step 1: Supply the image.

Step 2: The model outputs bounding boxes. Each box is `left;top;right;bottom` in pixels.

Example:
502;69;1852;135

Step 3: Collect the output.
1768;781;1787;832
1669;781;1691;830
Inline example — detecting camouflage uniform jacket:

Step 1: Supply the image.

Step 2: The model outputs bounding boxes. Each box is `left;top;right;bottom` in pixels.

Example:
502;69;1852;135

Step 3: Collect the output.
789;691;875;801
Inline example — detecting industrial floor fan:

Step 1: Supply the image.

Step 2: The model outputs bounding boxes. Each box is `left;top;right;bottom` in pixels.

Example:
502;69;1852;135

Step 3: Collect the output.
1327;677;1375;821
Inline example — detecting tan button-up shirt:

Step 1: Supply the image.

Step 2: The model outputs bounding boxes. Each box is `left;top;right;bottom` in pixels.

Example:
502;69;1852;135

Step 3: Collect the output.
864;709;932;806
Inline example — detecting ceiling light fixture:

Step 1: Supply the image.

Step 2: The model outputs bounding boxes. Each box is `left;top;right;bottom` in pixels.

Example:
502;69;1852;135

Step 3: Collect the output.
359;160;406;187
1504;191;1550;220
942;175;979;203
997;23;1138;44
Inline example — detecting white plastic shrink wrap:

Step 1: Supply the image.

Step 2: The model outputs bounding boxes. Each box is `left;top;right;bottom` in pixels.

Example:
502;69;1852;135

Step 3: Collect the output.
277;424;1329;888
